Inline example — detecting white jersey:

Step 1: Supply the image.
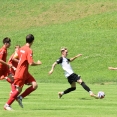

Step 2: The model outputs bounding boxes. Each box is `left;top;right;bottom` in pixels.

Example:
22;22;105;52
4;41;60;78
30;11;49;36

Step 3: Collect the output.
56;57;74;78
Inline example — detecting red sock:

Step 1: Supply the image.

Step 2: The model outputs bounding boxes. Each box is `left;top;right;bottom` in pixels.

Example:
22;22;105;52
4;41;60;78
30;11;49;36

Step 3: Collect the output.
11;84;16;92
6;90;20;105
21;86;35;98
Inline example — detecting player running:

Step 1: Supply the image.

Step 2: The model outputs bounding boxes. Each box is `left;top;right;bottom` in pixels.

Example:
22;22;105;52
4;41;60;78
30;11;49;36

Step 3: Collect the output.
4;34;42;111
8;45;20;95
49;47;98;99
0;37;14;84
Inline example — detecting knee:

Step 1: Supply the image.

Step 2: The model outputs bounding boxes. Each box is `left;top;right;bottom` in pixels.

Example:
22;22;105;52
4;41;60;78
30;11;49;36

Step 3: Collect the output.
81;81;85;86
71;87;76;91
32;82;38;90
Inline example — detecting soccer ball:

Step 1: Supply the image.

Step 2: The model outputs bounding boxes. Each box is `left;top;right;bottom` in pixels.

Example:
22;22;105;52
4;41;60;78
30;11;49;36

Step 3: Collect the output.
97;91;105;99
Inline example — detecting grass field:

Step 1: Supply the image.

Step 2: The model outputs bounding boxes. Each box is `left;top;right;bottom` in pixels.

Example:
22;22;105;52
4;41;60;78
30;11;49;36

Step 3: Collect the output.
0;81;117;117
0;0;117;116
1;0;117;83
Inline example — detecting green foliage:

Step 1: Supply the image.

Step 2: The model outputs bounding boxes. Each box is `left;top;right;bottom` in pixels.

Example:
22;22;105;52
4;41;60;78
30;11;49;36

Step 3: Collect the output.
0;0;117;83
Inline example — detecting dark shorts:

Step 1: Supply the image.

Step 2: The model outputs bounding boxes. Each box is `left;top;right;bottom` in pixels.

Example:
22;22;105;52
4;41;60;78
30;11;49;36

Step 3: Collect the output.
67;73;81;84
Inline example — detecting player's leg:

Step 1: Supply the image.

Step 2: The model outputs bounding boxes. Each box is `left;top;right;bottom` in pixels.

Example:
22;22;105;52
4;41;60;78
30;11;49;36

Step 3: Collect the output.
58;81;76;98
18;73;37;100
20;81;38;98
4;86;22;110
4;78;23;110
77;78;98;98
0;69;14;83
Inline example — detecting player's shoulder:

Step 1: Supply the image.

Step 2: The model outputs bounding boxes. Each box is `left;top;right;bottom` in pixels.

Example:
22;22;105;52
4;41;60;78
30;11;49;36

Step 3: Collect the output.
56;57;63;64
0;46;6;53
20;45;32;52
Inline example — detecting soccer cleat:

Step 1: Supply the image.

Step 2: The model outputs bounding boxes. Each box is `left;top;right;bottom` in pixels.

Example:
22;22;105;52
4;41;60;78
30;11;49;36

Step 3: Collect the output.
4;104;13;111
17;96;23;108
58;92;63;99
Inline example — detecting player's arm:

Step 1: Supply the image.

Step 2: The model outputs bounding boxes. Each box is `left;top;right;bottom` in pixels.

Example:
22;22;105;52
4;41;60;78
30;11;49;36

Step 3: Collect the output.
12;51;19;63
29;60;42;66
0;59;12;68
12;58;19;63
108;67;117;70
70;54;82;62
48;62;57;75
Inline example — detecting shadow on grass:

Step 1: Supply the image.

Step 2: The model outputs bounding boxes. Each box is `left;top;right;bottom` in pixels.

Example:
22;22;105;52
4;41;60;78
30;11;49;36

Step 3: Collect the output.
79;98;92;100
32;108;67;110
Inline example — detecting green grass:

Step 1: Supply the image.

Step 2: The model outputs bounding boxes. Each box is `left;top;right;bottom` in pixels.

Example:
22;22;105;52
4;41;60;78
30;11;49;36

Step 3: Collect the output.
0;0;117;83
0;0;117;116
0;82;117;117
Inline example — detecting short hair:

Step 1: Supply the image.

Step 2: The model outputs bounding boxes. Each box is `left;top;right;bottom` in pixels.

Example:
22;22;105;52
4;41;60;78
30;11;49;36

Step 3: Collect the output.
15;45;20;48
26;34;34;43
3;37;11;44
60;47;67;53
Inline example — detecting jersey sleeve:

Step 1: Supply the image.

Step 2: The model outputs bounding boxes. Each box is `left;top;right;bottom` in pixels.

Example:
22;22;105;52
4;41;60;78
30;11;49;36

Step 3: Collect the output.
27;49;33;64
0;49;5;59
67;58;70;62
56;57;63;64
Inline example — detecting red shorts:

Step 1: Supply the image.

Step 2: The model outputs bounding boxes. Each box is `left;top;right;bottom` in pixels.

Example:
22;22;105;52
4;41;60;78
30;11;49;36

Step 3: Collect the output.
13;73;36;88
0;68;9;77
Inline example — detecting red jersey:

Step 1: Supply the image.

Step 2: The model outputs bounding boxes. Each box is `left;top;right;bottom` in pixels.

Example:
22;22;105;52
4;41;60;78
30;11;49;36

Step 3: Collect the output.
14;45;33;79
8;53;18;68
8;53;18;75
0;46;9;77
0;46;7;70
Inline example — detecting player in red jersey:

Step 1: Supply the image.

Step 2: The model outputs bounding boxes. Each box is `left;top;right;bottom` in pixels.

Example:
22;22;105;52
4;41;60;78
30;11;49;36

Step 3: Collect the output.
4;34;42;111
8;45;20;76
8;45;20;95
0;37;13;84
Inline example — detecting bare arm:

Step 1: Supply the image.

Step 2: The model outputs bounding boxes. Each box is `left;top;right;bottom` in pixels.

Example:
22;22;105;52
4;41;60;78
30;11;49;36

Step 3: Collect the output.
29;60;42;66
12;58;19;63
0;59;12;68
70;54;82;62
48;62;57;75
108;67;117;70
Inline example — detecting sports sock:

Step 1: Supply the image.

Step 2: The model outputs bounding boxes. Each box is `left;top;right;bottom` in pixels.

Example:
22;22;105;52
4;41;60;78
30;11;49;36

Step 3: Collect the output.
20;86;35;98
64;87;76;94
11;84;16;92
6;90;20;105
81;82;90;92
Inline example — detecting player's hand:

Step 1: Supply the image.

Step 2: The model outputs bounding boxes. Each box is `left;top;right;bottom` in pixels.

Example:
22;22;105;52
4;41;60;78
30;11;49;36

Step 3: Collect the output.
8;64;12;68
48;70;53;75
37;60;42;65
108;67;114;70
76;54;82;58
12;66;16;71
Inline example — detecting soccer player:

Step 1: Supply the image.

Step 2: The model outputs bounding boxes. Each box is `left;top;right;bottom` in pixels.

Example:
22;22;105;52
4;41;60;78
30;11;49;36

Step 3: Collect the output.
8;45;20;95
49;47;98;99
4;34;42;111
0;37;13;83
8;45;20;76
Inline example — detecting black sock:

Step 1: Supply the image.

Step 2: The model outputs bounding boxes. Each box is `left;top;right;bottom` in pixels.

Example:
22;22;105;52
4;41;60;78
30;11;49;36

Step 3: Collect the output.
64;87;76;94
81;82;90;92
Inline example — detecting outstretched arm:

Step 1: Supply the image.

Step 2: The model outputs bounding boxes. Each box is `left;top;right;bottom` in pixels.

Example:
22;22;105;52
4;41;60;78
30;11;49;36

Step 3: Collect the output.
48;62;57;75
70;54;82;62
0;59;12;68
30;60;42;66
108;67;117;70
